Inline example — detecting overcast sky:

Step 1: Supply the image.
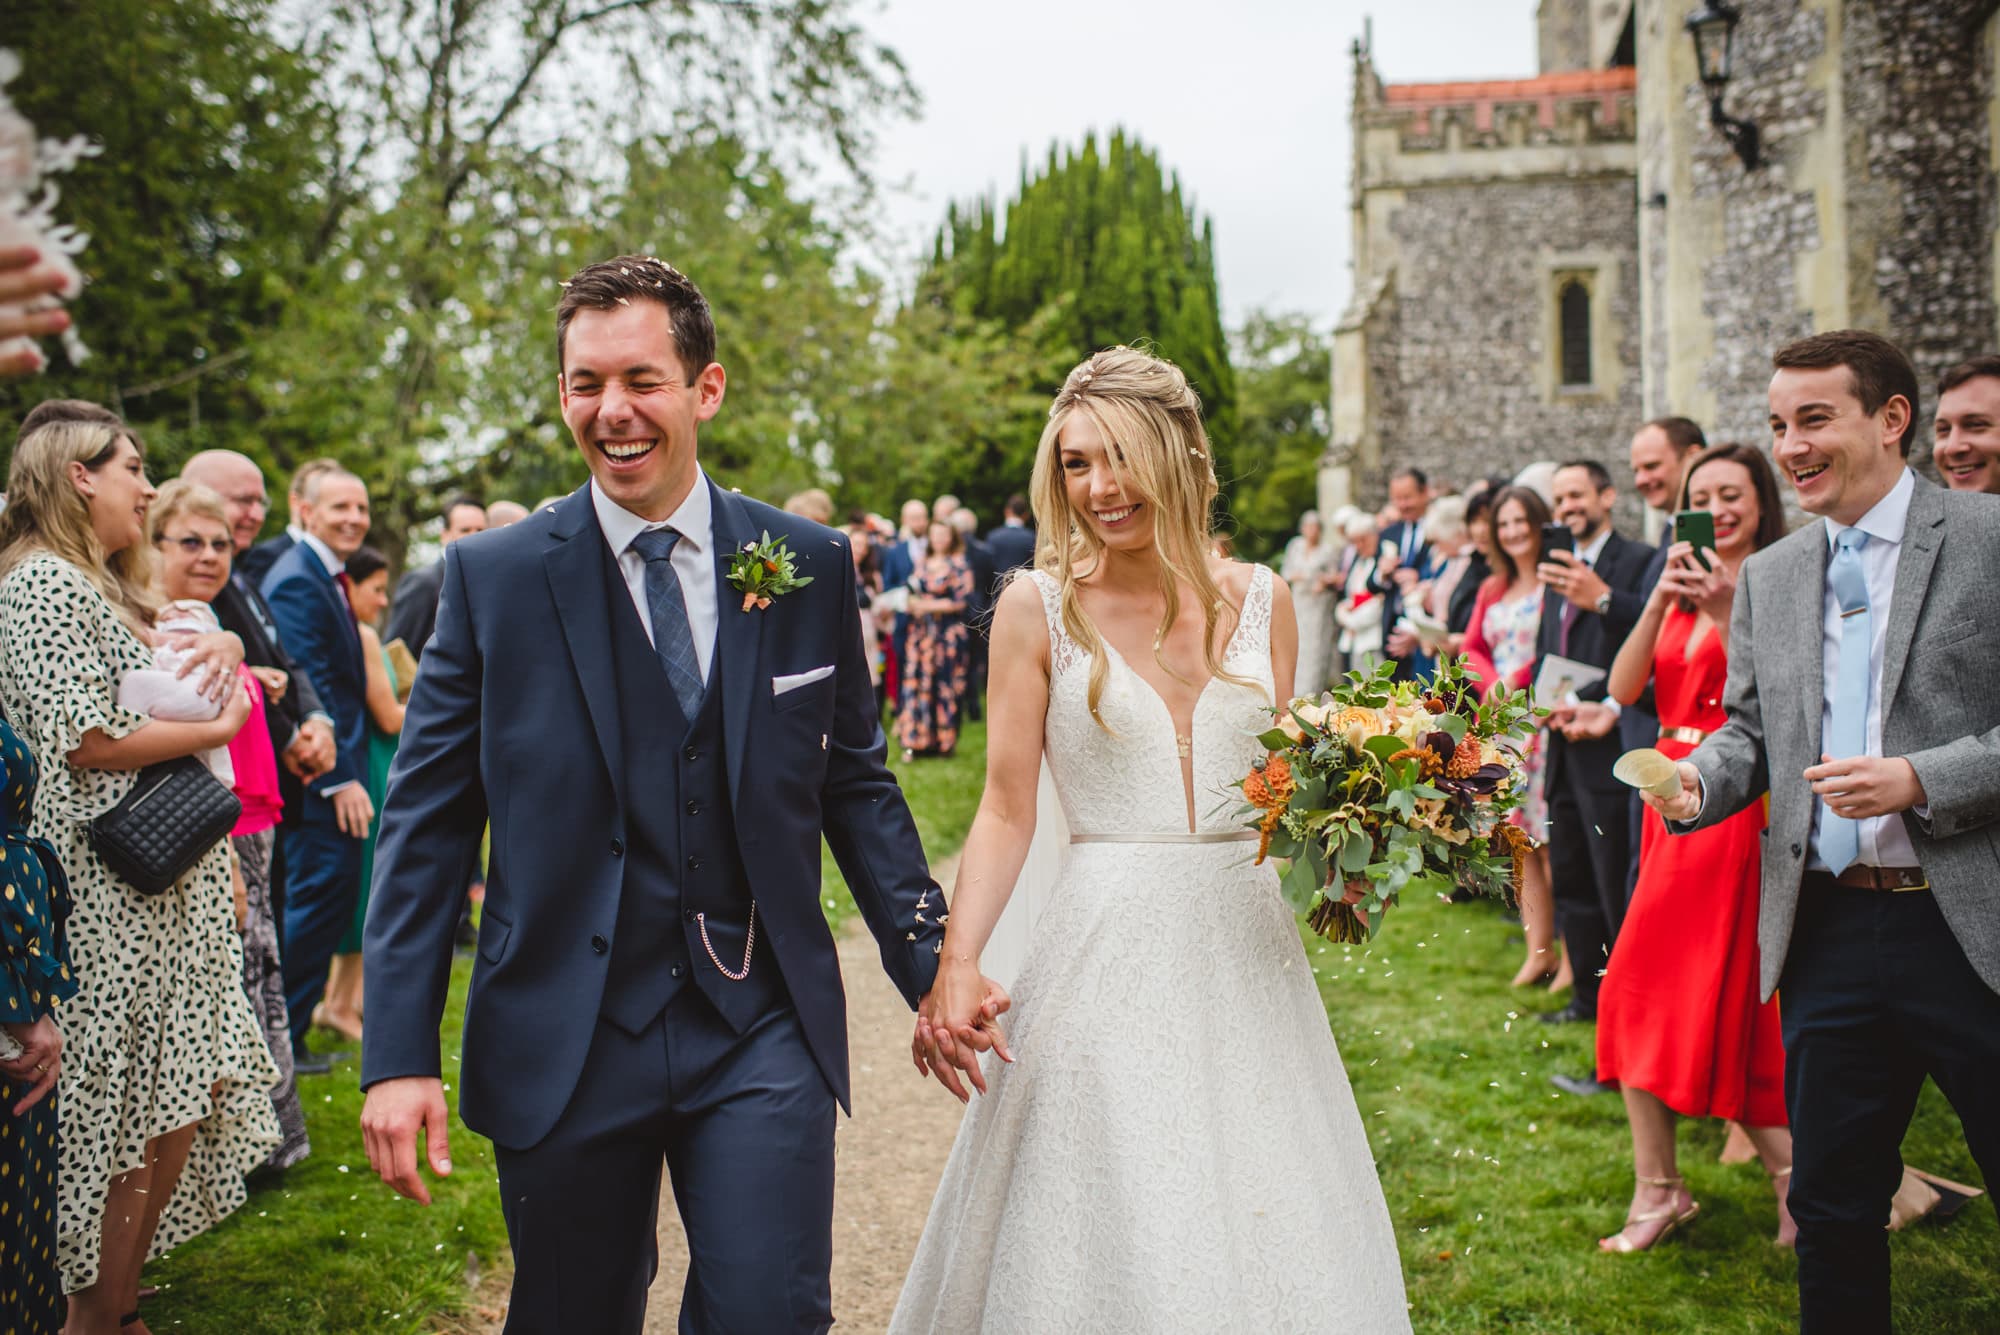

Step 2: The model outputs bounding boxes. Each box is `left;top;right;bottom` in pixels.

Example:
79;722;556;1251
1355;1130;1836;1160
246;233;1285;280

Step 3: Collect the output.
860;1;1540;330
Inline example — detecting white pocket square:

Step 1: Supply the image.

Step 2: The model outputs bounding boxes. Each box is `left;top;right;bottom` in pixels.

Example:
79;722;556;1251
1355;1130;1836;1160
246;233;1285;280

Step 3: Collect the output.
772;665;836;696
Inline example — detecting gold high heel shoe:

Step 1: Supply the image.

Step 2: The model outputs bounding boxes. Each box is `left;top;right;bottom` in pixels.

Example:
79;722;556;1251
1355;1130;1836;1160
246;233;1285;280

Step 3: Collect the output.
1599;1174;1700;1254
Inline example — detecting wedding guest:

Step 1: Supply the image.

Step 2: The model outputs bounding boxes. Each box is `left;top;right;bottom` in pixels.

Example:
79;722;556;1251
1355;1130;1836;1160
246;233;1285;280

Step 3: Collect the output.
262;466;375;1069
0;717;74;1335
783;488;836;525
320;545;406;1044
0;413;277;1328
1534;461;1652;1031
384;494;485;661
1443;490;1496;647
1645;331;2000;1330
237;458;341;586
880;498;930;709
1372;467;1433;681
1462;486;1561;989
1333;512;1384;675
1513;458;1559;504
1385;494;1476;681
897;518;974;760
149;480;311;1174
1593;444;1795;1251
984;493;1036;580
1932;355;2000;494
486;499;531;527
1281;510;1340;697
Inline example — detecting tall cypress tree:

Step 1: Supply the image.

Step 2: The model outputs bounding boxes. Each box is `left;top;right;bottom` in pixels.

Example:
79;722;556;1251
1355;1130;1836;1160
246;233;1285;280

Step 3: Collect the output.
920;130;1237;517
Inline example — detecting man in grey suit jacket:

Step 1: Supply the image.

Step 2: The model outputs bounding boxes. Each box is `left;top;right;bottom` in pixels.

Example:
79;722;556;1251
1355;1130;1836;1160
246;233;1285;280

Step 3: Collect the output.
1647;331;1999;1334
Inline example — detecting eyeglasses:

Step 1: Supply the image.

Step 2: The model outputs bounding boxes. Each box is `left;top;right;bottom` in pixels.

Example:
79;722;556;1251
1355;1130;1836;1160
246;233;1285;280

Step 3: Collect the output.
160;535;233;556
227;492;270;510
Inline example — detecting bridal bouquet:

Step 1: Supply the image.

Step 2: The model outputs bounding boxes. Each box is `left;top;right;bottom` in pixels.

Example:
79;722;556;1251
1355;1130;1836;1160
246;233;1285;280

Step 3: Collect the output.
1235;657;1540;944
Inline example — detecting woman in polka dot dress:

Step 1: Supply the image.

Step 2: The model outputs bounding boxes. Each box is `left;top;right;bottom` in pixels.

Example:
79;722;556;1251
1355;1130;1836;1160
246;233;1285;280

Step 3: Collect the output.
0;718;77;1334
0;409;278;1332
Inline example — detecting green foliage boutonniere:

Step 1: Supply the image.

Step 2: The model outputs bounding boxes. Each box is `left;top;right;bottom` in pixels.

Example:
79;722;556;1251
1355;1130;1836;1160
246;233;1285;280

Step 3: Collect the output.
728;531;813;611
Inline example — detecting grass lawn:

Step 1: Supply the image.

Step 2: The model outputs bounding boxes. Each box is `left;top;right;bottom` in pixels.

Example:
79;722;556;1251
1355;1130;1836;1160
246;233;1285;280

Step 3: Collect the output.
141;720;988;1333
1329;892;1997;1333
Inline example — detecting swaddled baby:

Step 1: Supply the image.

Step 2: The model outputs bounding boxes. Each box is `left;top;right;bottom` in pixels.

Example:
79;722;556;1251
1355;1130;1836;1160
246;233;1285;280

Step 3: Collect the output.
117;598;235;785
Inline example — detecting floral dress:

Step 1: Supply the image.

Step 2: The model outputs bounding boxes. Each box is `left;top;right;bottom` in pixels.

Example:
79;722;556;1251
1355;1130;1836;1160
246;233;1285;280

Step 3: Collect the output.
0;553;279;1291
0;720;77;1332
896;556;974;755
1479;586;1549;837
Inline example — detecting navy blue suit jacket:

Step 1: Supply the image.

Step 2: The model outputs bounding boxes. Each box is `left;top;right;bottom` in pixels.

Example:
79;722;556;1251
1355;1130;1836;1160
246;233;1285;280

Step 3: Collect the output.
261;540;368;798
360;481;944;1149
984;523;1036;581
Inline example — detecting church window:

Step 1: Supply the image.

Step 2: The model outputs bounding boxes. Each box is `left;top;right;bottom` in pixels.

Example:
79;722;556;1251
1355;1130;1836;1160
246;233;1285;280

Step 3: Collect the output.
1559;279;1593;387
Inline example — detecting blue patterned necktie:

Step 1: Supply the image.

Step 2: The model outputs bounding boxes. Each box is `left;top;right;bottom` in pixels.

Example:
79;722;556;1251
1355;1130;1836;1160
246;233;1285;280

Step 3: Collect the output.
1820;528;1871;875
628;527;706;721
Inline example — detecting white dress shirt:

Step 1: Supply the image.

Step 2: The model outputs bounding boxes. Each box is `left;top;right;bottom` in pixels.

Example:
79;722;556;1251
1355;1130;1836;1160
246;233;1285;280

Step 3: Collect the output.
295;531;358;795
1810;468;1920;870
592;472;718;683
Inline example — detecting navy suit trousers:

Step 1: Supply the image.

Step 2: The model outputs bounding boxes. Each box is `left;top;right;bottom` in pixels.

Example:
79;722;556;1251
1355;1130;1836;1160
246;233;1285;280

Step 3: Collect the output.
1781;881;2000;1335
496;990;837;1335
280;820;362;1053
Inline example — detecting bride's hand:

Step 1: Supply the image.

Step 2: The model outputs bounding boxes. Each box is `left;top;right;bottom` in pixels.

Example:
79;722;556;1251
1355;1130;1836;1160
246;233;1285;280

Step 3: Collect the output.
913;962;1012;1103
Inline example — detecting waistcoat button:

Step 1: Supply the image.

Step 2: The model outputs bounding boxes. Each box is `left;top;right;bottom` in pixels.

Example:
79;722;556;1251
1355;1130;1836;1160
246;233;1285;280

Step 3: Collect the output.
610;838;625;857
590;934;608;955
686;800;702;816
684;745;700;762
670;962;685;979
687;855;704;871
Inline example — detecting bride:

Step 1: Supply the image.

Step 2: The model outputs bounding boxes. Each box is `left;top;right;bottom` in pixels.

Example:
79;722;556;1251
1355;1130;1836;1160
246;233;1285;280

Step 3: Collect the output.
892;348;1411;1333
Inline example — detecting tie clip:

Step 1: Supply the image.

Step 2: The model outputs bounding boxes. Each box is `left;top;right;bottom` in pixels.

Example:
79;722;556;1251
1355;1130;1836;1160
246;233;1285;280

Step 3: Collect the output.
1840;606;1867;619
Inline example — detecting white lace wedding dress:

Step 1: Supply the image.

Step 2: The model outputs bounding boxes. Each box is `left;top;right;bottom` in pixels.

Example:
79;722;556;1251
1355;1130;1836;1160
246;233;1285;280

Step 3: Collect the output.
890;566;1411;1334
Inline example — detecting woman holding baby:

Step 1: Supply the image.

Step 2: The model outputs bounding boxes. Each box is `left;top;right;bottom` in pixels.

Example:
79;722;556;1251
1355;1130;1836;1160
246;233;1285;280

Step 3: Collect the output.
0;405;277;1334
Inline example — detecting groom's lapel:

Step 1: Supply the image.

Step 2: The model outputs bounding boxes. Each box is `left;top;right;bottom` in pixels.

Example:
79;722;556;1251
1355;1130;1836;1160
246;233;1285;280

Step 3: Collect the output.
709;481;766;805
543;483;628;809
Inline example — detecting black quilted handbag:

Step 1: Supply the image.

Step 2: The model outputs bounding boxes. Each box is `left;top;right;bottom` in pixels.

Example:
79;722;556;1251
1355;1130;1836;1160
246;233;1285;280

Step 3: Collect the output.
89;755;242;895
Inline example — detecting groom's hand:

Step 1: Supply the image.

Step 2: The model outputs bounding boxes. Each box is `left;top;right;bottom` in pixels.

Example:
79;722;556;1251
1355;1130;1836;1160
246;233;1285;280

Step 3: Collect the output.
914;967;1012;1103
361;1076;453;1205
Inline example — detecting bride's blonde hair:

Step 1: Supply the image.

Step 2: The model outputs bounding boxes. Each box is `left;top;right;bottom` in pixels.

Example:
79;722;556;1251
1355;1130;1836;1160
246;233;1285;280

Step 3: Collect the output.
1030;346;1255;728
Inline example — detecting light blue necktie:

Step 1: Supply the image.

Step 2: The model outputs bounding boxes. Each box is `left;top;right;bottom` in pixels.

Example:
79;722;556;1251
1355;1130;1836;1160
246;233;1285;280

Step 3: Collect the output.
629;527;706;721
1820;528;1870;875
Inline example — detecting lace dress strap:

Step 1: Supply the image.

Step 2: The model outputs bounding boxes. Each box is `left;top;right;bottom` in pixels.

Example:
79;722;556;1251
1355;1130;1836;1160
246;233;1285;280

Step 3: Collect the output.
1232;563;1274;663
1027;569;1084;676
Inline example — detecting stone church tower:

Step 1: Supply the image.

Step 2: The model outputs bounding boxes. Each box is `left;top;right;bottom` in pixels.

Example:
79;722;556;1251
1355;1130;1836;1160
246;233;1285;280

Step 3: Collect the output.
1328;0;2000;513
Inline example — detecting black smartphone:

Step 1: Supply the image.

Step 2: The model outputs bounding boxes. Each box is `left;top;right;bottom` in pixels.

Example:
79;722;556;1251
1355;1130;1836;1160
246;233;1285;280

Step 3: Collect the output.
1673;509;1716;571
1538;522;1575;562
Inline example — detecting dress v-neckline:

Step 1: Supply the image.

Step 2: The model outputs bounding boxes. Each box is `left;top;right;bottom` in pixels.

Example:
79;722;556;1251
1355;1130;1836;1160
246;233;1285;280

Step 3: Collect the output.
1098;610;1252;833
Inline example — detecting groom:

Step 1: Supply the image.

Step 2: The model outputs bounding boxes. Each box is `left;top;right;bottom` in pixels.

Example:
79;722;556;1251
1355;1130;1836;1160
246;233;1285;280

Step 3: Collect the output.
360;255;952;1333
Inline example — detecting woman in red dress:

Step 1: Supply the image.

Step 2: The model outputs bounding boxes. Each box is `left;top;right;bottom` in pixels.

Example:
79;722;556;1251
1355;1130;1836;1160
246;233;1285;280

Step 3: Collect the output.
1593;444;1796;1252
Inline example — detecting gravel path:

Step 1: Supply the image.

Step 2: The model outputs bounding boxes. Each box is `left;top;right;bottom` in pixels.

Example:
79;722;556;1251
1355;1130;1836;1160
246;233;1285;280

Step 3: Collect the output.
475;860;966;1334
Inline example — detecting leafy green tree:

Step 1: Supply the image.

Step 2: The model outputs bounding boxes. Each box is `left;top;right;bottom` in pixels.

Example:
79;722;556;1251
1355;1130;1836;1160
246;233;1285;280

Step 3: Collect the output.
918;129;1236;523
1224;311;1331;561
0;0;336;476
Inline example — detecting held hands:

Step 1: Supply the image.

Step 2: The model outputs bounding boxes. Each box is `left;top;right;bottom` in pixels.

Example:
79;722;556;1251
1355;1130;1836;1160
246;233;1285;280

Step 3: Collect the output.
0;1015;62;1115
360;1076;453;1205
1639;761;1705;824
911;960;1012;1104
284;718;337;781
1537;549;1609;614
1806;753;1927;820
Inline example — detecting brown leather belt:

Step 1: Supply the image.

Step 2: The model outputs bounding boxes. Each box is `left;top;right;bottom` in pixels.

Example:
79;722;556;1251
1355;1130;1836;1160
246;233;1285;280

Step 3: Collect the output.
1807;866;1929;893
1660;727;1709;746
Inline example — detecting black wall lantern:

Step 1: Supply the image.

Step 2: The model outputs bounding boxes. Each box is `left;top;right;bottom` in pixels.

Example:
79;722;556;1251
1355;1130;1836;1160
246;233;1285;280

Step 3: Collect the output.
1685;2;1761;170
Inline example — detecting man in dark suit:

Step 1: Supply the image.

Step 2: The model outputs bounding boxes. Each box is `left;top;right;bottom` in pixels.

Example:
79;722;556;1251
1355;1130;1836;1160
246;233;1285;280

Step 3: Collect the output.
263;466;375;1065
360;256;978;1332
984;492;1036;581
877;498;928;713
1649;331;2000;1332
237;458;344;586
384;493;487;660
1532;459;1652;1032
953;508;996;721
1372;466;1435;681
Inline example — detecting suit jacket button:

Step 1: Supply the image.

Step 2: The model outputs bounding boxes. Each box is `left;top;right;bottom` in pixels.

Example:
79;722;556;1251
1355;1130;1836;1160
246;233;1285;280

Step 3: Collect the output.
686;855;704;871
1790;843;1803;858
684;745;700;762
610;838;625;857
670;962;685;979
590;934;608;955
686;799;702;816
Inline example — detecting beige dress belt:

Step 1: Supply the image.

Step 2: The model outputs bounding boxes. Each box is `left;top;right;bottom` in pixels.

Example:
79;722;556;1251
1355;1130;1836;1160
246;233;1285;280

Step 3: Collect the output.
1070;831;1260;845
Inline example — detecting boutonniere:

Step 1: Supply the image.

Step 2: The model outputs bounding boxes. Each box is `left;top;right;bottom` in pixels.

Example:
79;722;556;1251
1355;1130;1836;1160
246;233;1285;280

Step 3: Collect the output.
728;531;814;611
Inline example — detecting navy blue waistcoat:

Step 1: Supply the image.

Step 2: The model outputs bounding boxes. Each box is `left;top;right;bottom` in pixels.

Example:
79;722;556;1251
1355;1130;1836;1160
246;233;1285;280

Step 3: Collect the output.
599;544;782;1035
